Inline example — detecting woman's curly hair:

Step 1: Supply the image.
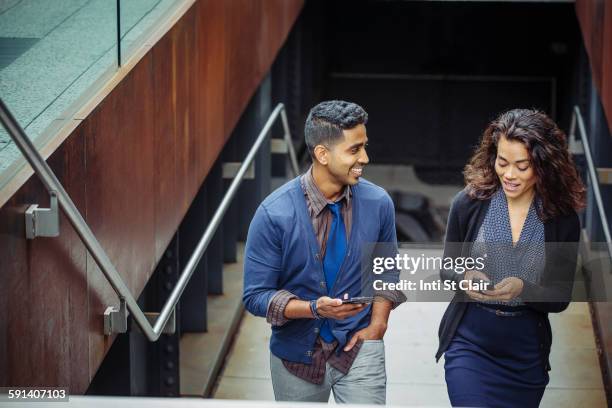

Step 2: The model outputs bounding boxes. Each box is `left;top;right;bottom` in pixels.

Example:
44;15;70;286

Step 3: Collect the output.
464;109;586;221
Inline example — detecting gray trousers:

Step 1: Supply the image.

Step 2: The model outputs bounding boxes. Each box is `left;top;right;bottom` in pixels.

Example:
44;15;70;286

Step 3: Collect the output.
270;340;386;404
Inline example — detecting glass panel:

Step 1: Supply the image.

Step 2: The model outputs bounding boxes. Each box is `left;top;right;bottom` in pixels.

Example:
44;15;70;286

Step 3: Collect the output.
0;0;118;190
119;0;182;63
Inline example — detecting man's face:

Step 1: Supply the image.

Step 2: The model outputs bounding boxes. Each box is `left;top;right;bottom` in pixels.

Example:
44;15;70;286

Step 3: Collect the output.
324;124;370;186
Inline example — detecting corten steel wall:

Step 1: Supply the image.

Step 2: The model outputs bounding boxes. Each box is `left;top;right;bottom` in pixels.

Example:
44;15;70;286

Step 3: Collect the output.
0;0;303;394
576;0;612;399
576;0;612;127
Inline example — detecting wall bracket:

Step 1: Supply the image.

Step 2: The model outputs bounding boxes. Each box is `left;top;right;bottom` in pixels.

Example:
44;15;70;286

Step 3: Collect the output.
104;298;128;335
25;190;60;239
143;310;176;335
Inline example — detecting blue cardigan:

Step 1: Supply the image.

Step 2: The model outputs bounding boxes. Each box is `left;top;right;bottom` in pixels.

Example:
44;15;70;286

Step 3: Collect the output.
243;176;397;364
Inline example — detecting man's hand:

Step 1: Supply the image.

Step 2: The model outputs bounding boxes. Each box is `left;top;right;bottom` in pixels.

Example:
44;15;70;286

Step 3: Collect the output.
343;322;386;351
344;297;392;351
316;296;366;320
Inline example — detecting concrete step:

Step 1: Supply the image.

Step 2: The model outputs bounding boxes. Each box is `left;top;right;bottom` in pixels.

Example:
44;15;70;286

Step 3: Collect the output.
179;243;245;397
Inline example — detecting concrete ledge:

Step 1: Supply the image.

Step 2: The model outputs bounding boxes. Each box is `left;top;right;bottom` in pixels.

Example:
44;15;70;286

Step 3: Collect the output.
590;301;612;405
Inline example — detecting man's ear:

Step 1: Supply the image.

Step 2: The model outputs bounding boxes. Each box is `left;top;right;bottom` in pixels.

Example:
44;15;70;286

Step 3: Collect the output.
313;145;328;165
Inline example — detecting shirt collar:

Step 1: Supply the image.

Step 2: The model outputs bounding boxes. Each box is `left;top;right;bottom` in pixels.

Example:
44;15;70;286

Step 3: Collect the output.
302;166;352;217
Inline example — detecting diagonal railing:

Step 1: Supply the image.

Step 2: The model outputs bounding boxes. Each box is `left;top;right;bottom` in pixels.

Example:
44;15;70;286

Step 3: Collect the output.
569;105;612;264
0;99;299;341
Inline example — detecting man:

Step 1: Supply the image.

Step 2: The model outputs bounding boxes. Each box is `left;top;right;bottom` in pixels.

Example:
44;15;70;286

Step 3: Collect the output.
243;100;403;404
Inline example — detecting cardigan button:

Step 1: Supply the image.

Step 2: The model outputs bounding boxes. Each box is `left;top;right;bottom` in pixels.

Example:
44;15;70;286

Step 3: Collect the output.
306;350;313;356
320;281;326;289
315;253;321;261
314;327;320;333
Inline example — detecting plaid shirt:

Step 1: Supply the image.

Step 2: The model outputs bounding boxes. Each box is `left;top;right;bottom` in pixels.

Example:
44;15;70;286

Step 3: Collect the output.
266;167;404;384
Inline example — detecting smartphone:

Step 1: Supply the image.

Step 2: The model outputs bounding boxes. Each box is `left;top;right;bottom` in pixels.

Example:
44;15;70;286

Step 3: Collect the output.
342;296;374;304
471;278;492;294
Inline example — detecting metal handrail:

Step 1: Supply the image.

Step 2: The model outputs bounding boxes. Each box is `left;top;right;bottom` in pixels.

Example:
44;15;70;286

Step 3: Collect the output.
569;105;612;264
0;99;299;341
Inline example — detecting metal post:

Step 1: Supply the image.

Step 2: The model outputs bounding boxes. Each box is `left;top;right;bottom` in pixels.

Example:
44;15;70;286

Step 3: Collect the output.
179;185;208;332
207;161;224;295
281;108;300;176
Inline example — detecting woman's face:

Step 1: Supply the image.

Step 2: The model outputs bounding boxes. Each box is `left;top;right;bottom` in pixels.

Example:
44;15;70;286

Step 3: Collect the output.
494;135;537;201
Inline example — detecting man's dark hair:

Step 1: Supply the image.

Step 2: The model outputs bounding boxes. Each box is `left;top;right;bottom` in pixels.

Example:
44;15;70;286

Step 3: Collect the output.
304;100;368;157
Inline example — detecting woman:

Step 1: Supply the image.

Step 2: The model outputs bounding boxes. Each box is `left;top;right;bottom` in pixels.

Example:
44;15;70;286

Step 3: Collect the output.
436;109;586;407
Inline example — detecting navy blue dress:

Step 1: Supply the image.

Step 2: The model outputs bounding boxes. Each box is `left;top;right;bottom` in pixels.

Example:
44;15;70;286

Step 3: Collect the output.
444;190;549;407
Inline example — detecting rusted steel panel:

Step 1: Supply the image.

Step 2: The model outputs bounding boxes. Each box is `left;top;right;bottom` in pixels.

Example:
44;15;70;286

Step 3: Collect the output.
601;1;612;128
194;0;227;182
84;54;157;381
152;31;181;261
223;0;303;136
576;0;612;126
576;0;603;89
0;129;89;391
260;0;301;72
172;9;200;214
151;7;199;261
224;0;263;135
0;0;303;394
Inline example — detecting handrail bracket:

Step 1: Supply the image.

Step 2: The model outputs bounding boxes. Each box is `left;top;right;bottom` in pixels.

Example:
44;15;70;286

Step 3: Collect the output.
104;298;128;335
143;310;176;335
25;190;60;239
222;162;255;179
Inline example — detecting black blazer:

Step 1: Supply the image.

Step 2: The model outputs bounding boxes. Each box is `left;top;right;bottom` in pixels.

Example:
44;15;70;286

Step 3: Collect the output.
435;188;581;371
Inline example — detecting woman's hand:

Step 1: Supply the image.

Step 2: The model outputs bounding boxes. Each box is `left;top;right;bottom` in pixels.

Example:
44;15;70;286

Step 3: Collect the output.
482;277;524;302
461;270;491;301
